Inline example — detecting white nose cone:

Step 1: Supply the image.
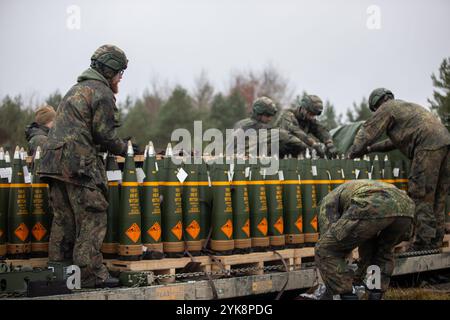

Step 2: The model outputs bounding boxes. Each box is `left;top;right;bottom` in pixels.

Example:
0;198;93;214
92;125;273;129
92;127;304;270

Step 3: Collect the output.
384;155;389;161
311;149;318;160
5;151;10;163
127;140;134;156
14;146;20;160
35;146;41;160
374;155;379;161
143;144;149;158
148;141;155;157
165;143;173;157
305;148;311;159
0;147;4;161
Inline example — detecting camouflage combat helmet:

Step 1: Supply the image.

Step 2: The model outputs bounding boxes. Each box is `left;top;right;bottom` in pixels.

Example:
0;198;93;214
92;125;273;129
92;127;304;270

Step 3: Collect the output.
90;44;128;74
368;88;394;112
252;96;278;116
298;95;323;116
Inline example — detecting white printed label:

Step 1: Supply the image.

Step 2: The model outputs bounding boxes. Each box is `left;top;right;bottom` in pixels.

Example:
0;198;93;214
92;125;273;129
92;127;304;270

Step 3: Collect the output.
227;171;234;182
355;169;360;179
393;168;400;178
176;168;188;183
136;168;146;183
107;170;122;181
23;166;31;183
207;171;212;187
311;166;318;177
278;171;284;181
245;167;250;178
155;162;159;172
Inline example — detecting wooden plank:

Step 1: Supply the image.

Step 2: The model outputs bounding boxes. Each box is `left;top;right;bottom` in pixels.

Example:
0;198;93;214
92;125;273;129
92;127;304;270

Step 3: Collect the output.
107;256;210;272
213;249;295;266
4;258;48;268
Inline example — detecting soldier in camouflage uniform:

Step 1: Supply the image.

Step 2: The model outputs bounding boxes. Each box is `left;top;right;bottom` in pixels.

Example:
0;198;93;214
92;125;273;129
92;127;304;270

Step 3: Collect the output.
39;45;135;288
231;96;309;157
275;95;338;158
25;105;56;157
348;88;450;251
316;180;415;300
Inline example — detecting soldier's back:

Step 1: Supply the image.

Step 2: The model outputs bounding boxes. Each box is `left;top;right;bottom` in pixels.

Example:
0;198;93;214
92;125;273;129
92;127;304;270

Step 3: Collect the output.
381;100;450;157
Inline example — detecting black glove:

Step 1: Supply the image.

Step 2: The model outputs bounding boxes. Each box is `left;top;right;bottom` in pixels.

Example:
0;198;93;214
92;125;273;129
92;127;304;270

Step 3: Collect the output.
326;143;338;158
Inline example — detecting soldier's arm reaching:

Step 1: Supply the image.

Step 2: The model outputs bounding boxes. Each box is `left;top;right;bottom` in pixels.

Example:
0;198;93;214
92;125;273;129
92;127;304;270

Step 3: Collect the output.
92;95;127;155
348;106;394;159
367;139;396;153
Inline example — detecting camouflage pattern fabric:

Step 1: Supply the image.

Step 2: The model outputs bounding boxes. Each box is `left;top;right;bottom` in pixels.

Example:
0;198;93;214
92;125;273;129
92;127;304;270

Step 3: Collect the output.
48;180;109;285
231;116;308;157
408;147;450;249
316;180;415;294
39;67;127;190
25;122;50;157
349;99;450;159
40;65;127;285
348;99;450;249
275;108;333;147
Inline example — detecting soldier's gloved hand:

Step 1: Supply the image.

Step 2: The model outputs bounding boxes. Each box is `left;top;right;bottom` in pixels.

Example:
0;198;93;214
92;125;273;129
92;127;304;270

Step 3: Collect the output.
312;143;326;158
325;143;338;158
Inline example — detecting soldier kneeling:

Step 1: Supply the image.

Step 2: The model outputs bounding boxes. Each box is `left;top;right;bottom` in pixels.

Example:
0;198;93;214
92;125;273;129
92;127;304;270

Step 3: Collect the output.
313;180;415;300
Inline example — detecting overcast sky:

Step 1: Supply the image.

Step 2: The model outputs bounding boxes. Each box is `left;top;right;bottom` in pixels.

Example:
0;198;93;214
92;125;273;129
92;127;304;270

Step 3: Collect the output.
1;0;449;115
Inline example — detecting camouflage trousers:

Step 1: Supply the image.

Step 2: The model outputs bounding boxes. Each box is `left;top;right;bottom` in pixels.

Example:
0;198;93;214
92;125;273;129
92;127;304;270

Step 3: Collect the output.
408;147;450;249
315;216;412;294
48;179;110;285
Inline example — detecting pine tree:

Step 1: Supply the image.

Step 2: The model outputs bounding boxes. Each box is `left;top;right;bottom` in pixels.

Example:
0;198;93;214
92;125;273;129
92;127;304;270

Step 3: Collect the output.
428;57;450;129
346;97;372;122
318;101;340;130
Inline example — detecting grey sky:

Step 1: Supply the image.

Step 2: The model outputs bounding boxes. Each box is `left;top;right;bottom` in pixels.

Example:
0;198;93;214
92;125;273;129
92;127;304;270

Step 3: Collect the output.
1;0;449;116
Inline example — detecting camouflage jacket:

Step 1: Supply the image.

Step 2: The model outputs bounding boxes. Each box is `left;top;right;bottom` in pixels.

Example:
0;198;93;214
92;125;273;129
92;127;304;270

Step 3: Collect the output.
275;109;332;146
39;68;126;189
230;116;308;156
349;99;450;159
25;122;49;156
319;180;415;234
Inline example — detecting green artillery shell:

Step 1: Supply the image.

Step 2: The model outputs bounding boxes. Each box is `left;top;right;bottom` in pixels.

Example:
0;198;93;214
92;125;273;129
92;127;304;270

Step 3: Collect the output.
341;155;355;181
314;158;331;234
118;142;143;260
198;162;212;247
354;158;369;180
248;163;269;250
231;162;251;249
30;147;51;258
301;157;319;244
264;163;285;248
393;160;408;192
210;162;234;252
0;148;8;258
102;153;120;258
328;157;345;190
161;145;185;255
7;147;31;258
370;155;382;180
140;144;163;257
282;158;304;245
382;155;394;183
182;162;202;253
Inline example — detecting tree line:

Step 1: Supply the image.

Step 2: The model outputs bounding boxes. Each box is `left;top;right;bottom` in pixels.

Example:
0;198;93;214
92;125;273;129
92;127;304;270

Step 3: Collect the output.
1;59;449;152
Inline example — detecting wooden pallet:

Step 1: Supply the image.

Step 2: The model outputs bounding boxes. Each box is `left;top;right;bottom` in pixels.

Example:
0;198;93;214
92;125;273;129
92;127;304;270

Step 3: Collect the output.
210;249;299;276
2;258;48;269
106;256;212;283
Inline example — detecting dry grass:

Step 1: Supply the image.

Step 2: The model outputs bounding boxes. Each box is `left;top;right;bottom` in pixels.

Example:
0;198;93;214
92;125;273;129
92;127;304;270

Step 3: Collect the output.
385;287;450;300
